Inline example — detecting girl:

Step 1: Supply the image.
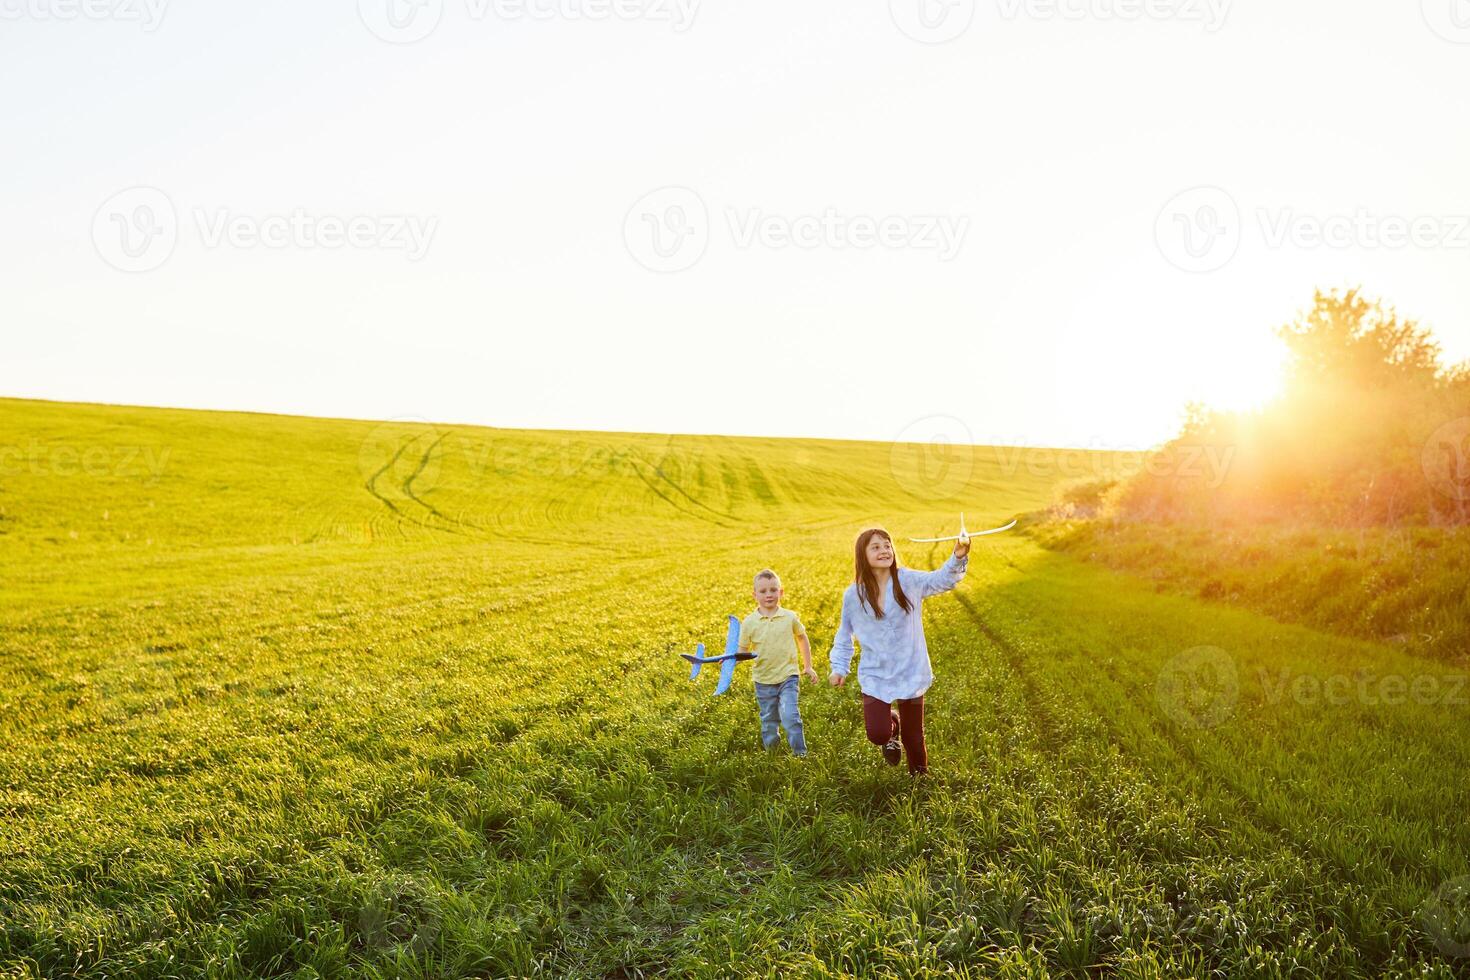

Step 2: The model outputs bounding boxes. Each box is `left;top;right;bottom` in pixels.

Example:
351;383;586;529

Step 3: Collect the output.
828;527;970;774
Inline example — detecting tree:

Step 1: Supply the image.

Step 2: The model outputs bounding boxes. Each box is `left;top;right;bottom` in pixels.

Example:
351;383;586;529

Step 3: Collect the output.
1104;289;1470;527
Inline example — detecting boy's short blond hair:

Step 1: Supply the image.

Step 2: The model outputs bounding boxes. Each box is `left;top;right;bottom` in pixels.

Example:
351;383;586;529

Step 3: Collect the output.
753;568;781;588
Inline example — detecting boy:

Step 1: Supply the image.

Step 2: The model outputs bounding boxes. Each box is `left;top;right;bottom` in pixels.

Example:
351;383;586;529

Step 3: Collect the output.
740;569;818;756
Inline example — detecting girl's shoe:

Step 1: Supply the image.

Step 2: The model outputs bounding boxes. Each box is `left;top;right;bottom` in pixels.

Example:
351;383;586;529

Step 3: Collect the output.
876;714;899;764
882;708;902;764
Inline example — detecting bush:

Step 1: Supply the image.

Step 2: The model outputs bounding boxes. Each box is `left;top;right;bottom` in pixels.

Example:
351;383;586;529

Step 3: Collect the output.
1049;477;1118;519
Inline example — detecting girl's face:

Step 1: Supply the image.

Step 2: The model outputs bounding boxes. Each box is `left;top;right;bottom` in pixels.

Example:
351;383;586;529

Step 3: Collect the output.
865;533;895;570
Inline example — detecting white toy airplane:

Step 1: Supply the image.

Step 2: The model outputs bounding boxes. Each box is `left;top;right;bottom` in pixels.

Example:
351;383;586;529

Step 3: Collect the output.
909;512;1018;543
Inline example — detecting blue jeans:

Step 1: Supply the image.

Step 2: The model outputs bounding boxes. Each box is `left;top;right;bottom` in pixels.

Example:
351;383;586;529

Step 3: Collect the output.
754;676;806;756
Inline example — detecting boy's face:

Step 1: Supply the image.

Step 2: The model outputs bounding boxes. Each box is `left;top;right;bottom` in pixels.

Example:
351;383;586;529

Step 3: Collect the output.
865;534;895;569
754;578;782;611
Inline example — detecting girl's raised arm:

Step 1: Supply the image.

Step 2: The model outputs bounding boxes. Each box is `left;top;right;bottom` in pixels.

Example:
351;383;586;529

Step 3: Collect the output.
905;550;970;600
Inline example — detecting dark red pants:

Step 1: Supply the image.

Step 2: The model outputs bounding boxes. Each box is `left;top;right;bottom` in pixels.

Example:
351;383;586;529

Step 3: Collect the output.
862;694;927;774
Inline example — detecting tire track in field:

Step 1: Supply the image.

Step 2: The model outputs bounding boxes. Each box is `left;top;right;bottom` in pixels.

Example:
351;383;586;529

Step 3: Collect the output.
362;440;420;542
370;430;561;543
915;535;1067;753
653;440;745;520
1086;675;1429;968
961;553;1395;905
400;432;487;534
950;591;1067;754
635;447;743;522
364;434;483;540
1080;663;1406;890
943;558;1299;857
731;447;781;508
898;572;1276;937
364;437;414;516
1074;663;1308;847
624;455;740;529
18;559;687;971
934;584;1379;954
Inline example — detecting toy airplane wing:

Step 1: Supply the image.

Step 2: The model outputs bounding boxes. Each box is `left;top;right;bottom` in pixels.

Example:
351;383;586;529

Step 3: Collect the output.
680;642;707;679
910;512;1018;542
712;614;754;695
723;614;740;657
680;647;757;666
713;657;740;696
679;614;756;694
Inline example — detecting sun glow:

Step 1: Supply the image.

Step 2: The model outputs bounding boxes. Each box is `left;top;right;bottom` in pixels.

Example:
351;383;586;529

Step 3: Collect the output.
1189;340;1290;414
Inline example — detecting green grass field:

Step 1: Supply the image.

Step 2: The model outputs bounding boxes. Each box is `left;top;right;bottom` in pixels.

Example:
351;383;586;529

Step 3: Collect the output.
1026;517;1470;663
2;398;1468;978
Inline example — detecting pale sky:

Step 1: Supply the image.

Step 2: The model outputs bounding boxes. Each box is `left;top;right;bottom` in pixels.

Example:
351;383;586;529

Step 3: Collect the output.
4;0;1469;450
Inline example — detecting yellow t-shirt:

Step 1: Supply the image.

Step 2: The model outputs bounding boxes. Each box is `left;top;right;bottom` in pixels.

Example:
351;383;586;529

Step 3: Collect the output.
740;608;807;685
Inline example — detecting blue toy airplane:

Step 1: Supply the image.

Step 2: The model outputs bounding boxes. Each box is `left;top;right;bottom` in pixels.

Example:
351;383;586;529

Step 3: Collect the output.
680;614;757;696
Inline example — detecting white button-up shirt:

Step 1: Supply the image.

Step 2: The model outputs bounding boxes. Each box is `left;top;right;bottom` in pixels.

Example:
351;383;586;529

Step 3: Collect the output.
828;553;968;702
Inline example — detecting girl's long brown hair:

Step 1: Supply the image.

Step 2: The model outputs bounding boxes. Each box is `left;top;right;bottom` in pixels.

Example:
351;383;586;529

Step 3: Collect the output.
854;527;912;619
